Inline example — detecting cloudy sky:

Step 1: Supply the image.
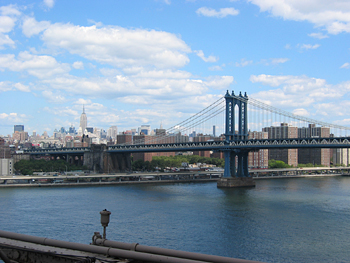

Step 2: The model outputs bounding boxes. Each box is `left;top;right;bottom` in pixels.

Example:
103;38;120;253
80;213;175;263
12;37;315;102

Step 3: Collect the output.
0;0;350;136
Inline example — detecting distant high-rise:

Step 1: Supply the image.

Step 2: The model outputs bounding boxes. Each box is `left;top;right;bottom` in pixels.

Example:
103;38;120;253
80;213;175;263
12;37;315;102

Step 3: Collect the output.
107;126;118;140
80;106;87;134
14;125;24;133
68;125;76;135
139;125;151;135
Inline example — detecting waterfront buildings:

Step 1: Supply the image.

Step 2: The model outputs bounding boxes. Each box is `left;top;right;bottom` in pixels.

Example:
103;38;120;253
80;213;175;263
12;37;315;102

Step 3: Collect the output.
0;158;13;176
333;148;350;166
262;123;332;167
298;124;331;166
1;117;341;171
263;123;298;167
248;131;269;169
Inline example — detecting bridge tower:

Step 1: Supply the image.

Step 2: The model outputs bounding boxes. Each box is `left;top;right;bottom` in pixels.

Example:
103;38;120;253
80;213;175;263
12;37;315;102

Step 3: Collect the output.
218;90;255;188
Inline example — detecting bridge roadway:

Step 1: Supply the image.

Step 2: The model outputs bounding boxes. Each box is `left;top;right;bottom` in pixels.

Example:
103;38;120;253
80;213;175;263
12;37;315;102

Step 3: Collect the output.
1;167;349;187
23;137;350;155
108;137;350;152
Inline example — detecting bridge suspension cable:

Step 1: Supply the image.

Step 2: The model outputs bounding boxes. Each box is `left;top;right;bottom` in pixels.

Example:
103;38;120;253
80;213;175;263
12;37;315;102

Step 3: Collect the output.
248;97;350;131
117;92;350;146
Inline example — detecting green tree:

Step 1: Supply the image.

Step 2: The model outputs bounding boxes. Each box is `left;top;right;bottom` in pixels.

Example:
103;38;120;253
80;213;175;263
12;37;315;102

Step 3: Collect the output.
268;159;291;169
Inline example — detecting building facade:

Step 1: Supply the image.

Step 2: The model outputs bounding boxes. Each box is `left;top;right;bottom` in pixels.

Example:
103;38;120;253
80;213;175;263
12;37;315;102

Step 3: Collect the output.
0;158;13;176
333;148;350;166
248;131;268;169
263;123;298;167
298;124;331;166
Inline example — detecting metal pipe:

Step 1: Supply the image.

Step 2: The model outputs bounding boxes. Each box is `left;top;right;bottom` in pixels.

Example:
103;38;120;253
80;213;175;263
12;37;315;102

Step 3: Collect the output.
0;230;212;263
93;237;262;263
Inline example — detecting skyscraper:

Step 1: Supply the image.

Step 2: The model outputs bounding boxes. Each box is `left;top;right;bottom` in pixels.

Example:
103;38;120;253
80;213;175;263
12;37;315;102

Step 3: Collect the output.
80;106;87;134
14;125;24;133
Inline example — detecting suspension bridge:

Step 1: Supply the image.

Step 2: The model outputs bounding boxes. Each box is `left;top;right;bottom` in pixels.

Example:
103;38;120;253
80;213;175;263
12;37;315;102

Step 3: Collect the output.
25;90;350;187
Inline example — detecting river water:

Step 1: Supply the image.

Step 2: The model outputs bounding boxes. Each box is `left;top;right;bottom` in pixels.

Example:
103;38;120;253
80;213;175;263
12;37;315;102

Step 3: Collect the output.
1;176;350;263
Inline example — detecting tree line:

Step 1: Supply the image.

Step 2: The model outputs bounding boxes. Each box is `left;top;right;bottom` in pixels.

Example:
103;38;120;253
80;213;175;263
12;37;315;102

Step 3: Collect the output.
14;159;87;175
132;155;225;171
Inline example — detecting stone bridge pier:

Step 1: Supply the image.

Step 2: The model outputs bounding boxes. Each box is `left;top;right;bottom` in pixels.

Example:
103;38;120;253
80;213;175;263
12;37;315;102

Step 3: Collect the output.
83;145;131;173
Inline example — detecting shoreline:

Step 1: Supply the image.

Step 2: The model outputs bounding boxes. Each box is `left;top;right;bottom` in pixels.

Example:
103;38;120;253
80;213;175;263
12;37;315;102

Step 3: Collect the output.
0;173;345;188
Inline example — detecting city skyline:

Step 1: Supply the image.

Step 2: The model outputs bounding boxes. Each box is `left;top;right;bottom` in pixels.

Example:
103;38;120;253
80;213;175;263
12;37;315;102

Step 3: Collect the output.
0;1;350;136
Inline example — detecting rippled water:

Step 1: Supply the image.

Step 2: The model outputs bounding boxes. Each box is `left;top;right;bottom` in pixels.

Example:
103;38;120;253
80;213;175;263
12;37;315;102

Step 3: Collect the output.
1;176;350;263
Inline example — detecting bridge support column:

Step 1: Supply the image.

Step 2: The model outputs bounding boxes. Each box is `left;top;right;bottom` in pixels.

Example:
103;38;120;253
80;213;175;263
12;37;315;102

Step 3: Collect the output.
218;90;255;188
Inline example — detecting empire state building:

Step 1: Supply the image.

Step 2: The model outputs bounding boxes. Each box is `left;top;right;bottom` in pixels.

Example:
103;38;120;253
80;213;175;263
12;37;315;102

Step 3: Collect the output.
80;106;87;134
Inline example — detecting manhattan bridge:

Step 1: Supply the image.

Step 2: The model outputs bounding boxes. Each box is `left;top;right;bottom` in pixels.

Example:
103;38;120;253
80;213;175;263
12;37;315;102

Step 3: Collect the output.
26;90;350;187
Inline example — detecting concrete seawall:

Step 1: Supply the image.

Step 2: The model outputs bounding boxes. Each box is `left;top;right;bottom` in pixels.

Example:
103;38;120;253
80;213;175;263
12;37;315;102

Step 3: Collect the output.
0;173;345;188
0;178;219;188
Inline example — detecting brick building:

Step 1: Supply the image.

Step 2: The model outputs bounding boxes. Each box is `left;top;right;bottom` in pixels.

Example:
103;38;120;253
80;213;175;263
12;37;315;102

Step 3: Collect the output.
298;124;331;166
263;123;298;167
248;131;269;169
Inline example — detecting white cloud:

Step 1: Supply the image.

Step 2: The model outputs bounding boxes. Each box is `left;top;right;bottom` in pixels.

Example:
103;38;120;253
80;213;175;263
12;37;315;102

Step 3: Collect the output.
0;51;70;78
0;34;14;48
43;106;78;116
42;90;66;103
0;15;16;33
40;24;191;69
0;81;12;92
0;5;21;48
299;44;320;50
14;82;30;92
209;65;223;71
43;0;55;9
39;68;233;102
340;62;350;69
75;98;92;107
314;101;350;117
196;7;239;18
22;17;50;37
203;76;234;89
236;58;253;67
194;50;218;62
308;33;329;39
0;5;21;16
270;58;289;65
0;112;28;124
249;0;350;34
72;61;84;69
292;108;310;117
250;74;349;109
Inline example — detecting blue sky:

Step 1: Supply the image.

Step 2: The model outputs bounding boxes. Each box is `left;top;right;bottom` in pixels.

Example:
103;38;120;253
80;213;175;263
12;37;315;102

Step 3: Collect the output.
0;0;350;136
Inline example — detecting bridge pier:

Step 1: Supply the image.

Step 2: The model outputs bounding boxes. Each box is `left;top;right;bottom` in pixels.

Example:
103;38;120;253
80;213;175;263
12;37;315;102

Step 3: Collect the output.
218;90;255;188
217;177;255;188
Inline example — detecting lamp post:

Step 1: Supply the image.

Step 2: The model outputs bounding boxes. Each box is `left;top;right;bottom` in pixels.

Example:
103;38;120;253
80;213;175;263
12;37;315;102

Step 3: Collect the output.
100;209;111;239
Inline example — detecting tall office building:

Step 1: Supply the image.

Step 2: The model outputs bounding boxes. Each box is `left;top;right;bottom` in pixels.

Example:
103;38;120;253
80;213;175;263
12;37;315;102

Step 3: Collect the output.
14;125;24;133
80;106;87;134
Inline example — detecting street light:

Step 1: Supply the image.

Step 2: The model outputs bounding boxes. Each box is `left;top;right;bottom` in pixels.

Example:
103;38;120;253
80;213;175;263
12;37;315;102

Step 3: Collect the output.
100;209;111;239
